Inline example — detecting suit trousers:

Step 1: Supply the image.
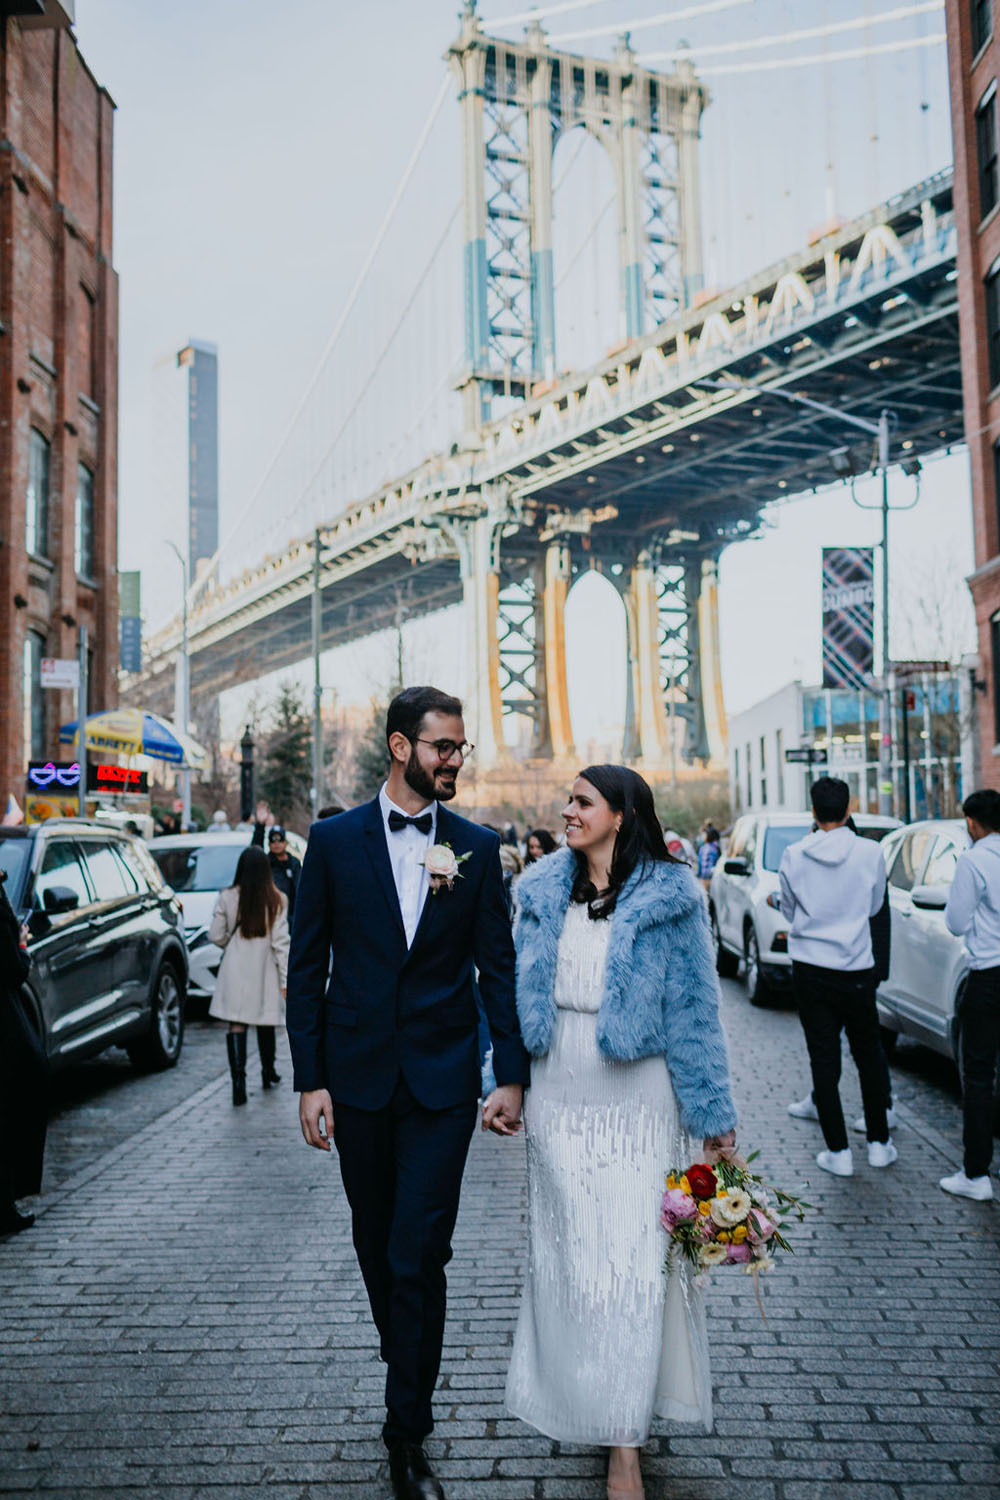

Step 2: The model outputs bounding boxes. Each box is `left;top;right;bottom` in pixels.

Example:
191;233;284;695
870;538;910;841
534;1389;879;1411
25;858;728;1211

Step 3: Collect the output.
959;966;1000;1179
333;1075;477;1446
793;962;889;1153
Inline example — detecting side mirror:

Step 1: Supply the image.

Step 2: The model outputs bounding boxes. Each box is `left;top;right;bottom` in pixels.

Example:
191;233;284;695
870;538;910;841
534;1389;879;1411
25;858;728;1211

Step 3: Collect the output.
910;884;947;912
724;858;749;876
42;884;81;915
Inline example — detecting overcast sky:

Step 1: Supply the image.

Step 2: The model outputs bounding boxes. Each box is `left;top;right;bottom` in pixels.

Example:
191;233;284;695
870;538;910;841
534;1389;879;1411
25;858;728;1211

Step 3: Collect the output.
75;0;970;748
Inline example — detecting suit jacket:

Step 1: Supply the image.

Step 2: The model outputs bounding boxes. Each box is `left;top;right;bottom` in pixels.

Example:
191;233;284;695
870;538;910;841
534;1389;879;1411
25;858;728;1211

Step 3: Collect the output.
285;797;530;1109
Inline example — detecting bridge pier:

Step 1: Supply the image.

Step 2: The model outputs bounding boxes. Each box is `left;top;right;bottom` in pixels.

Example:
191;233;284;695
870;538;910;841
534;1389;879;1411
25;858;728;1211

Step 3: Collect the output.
452;515;505;768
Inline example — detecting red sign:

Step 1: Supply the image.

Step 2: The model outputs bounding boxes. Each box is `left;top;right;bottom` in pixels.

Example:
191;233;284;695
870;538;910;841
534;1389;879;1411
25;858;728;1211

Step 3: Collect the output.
91;763;147;794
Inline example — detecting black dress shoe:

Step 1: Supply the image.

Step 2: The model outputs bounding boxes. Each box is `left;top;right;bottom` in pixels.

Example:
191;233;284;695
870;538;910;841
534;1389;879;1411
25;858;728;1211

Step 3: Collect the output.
387;1441;444;1500
0;1206;34;1236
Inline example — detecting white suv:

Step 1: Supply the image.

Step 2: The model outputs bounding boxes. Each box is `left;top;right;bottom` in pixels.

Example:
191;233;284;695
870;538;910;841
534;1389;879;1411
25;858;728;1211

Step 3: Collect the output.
709;811;901;1003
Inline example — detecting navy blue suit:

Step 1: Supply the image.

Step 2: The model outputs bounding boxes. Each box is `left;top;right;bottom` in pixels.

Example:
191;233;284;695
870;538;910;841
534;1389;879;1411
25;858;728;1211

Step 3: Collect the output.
286;796;530;1445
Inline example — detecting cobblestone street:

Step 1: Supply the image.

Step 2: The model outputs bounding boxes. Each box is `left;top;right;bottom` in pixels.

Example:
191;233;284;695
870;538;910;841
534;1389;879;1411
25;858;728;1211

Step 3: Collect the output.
2;982;998;1500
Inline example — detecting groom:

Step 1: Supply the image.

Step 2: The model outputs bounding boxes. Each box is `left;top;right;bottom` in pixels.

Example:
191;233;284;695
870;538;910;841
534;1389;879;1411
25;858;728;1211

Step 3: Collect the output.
286;686;530;1500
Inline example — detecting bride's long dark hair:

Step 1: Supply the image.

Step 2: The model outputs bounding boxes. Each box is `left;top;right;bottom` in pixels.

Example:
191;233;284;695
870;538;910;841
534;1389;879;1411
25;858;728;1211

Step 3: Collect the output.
569;764;682;919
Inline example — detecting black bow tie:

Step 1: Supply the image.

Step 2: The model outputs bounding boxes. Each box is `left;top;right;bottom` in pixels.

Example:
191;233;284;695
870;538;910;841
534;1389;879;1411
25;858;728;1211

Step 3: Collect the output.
388;810;433;835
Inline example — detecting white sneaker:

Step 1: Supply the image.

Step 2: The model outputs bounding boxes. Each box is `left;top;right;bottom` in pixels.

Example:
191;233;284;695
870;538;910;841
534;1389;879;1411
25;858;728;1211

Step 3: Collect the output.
852;1107;898;1133
788;1095;819;1120
816;1148;854;1177
867;1139;898;1168
939;1170;994;1201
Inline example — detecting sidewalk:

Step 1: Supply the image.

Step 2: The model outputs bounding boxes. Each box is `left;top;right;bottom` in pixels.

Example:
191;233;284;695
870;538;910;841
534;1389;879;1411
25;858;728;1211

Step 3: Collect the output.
1;985;998;1500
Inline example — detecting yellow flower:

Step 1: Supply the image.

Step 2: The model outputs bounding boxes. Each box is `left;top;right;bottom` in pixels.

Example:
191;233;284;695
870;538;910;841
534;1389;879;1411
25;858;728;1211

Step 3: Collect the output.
717;1230;731;1244
698;1202;711;1216
716;1186;728;1196
732;1224;749;1243
666;1174;678;1190
679;1175;691;1195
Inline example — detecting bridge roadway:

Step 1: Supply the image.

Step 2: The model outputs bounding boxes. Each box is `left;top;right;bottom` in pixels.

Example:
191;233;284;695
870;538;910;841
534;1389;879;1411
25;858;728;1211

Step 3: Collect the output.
130;169;961;732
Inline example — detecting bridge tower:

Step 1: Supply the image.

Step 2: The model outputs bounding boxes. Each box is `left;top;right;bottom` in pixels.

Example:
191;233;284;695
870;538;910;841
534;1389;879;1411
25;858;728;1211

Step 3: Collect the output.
448;3;722;771
449;2;707;428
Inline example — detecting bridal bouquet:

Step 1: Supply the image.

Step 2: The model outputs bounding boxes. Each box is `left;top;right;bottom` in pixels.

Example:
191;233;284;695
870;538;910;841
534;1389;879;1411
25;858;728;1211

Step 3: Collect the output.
660;1153;807;1280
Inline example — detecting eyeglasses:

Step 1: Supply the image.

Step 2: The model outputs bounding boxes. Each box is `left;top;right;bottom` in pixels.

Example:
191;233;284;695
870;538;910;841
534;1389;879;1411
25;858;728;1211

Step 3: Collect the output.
413;738;475;762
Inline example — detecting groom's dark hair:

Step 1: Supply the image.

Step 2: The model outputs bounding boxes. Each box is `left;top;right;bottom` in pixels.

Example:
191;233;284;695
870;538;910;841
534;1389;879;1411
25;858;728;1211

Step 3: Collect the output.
386;686;463;749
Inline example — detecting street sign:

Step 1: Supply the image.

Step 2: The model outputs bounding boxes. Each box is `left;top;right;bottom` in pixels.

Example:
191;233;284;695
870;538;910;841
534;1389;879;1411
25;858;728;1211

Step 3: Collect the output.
40;657;80;691
894;659;950;678
785;747;829;764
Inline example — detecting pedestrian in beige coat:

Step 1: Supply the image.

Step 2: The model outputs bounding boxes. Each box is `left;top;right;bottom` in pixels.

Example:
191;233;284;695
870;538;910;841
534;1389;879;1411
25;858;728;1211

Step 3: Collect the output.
208;845;290;1105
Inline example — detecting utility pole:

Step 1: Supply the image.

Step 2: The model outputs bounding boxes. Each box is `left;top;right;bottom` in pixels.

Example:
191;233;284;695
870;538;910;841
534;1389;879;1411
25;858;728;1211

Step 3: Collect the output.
165;541;191;830
311;527;323;816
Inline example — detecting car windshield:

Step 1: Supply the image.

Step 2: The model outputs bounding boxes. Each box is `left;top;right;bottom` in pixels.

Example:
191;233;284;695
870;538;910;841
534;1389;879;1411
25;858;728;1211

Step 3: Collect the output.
150;844;242;893
761;826;811;871
0;838;32;907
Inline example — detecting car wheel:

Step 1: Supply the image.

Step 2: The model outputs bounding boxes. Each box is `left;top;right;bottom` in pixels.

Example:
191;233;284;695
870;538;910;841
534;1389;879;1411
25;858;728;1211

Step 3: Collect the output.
127;961;185;1071
710;906;739;978
743;926;768;1006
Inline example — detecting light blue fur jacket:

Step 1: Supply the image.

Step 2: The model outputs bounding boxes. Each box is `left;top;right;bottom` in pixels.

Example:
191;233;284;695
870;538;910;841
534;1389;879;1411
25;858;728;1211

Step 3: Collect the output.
514;847;738;1140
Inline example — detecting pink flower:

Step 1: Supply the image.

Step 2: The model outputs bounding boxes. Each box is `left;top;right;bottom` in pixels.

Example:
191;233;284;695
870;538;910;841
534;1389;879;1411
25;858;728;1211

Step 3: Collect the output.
725;1242;752;1265
747;1208;776;1243
660;1188;698;1228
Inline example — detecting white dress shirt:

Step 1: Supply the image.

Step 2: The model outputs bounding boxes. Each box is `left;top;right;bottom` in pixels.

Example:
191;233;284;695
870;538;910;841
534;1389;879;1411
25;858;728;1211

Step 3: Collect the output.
379;784;437;948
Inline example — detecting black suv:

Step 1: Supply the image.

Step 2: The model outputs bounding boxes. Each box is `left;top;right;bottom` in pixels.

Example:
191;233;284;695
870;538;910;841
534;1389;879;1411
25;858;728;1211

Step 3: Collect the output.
0;820;189;1070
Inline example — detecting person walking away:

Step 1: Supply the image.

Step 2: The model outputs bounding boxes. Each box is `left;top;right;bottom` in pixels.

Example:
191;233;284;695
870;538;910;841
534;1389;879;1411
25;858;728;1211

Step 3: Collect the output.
250;817;302;1074
209;846;290;1103
507;765;737;1500
287;686;530;1500
0;877;48;1235
940;788;1000;1201
778;777;894;1177
697;824;721;891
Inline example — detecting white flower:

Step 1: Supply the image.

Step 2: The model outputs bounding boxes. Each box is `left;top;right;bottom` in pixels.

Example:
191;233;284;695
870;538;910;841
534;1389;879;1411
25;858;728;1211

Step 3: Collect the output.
699;1242;728;1267
423;844;460;880
746;1250;774;1274
709;1188;752;1227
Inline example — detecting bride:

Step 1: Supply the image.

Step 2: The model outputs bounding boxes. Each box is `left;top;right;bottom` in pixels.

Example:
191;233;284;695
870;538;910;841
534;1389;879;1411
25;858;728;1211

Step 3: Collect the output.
504;764;737;1500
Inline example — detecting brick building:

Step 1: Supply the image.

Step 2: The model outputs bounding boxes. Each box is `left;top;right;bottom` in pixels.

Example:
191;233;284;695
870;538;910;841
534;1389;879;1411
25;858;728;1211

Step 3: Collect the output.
0;0;118;803
946;0;1000;785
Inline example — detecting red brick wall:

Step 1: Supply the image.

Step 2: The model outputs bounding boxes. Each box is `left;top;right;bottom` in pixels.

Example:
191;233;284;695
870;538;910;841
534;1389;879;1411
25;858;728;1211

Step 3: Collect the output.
945;0;1000;787
0;17;118;803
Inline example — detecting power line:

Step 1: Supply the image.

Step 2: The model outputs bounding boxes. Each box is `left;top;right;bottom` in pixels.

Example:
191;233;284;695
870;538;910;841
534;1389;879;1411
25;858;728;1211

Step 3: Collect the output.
641;2;942;64
484;0;610;28
698;31;944;75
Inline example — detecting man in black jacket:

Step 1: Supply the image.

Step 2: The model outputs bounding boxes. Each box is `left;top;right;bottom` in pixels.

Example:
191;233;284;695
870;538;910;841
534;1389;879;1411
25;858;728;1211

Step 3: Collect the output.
251;808;302;924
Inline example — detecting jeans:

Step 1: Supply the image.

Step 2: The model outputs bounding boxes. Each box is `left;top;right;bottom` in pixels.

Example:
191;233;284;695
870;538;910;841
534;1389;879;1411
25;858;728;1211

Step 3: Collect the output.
959;966;1000;1179
793;962;889;1152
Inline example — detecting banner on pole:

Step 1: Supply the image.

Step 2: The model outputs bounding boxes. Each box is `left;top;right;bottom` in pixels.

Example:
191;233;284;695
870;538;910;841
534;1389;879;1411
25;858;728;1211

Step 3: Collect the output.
119;571;142;673
821;547;875;691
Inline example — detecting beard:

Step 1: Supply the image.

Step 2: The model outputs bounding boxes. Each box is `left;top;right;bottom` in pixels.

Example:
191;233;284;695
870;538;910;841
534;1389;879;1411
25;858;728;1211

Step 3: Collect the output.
404;745;458;802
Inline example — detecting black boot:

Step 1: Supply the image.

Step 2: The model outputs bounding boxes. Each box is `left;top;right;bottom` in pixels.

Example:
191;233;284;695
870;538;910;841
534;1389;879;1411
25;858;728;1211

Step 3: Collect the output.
226;1031;247;1106
257;1026;281;1089
387;1442;444;1500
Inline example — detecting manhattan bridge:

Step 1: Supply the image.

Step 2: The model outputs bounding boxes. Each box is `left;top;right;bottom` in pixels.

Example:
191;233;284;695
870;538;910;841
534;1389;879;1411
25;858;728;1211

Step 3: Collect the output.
129;2;960;773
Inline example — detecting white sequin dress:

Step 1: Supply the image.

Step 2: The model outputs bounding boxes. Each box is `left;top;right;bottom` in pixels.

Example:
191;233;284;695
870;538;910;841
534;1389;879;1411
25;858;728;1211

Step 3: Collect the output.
506;901;712;1444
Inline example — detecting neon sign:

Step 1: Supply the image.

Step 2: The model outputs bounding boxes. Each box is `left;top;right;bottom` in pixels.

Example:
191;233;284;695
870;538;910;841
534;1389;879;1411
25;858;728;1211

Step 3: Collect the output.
28;762;80;788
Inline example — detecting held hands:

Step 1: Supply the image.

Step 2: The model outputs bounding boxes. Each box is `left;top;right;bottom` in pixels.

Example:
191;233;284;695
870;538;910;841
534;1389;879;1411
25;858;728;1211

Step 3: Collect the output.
702;1129;737;1164
299;1088;335;1152
481;1084;524;1136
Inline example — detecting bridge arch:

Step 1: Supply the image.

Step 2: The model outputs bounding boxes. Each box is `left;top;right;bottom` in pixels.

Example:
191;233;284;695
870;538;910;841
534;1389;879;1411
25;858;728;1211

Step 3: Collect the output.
551;125;622;376
565;566;627;760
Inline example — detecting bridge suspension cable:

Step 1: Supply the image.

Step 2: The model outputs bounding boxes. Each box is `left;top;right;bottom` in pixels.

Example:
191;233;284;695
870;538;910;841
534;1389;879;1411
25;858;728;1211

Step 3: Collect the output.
640;2;942;64
550;0;754;43
483;0;610;27
698;31;944;76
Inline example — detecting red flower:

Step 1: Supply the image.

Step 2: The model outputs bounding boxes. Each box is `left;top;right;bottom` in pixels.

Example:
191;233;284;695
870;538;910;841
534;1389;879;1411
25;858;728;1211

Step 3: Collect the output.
685;1163;718;1200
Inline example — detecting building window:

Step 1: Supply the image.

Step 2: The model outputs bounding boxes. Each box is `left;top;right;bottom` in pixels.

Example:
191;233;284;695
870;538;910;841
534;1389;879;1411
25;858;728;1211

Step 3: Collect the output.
759;734;768;806
26;429;50;557
745;742;752;808
987;258;1000;390
75;464;94;578
973;0;993;55
78;285;96;400
976;85;998;220
776;728;785;804
733;746;741;808
22;631;45;761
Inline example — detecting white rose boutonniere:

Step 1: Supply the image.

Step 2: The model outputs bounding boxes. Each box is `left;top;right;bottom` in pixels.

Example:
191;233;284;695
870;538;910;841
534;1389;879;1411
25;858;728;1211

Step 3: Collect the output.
421;841;472;893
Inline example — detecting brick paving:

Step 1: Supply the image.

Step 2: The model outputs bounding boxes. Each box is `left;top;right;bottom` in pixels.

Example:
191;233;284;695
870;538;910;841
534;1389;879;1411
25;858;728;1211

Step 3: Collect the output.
1;982;998;1499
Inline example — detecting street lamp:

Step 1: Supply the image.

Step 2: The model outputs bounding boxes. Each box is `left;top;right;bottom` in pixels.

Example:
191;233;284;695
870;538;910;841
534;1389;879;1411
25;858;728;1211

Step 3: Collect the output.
165;540;191;831
697;378;919;817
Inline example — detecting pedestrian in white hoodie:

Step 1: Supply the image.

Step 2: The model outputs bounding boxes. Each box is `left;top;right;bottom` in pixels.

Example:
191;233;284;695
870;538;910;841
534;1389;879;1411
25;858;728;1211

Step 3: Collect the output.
779;777;895;1177
940;788;1000;1202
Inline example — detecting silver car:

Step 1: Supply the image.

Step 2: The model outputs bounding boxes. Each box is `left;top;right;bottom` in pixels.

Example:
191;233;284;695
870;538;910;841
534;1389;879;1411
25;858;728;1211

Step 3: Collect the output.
876;819;971;1062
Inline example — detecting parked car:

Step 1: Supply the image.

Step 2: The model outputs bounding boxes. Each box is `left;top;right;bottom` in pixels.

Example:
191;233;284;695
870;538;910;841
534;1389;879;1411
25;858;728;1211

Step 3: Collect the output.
0;819;188;1070
709;810;902;1003
148;828;306;1000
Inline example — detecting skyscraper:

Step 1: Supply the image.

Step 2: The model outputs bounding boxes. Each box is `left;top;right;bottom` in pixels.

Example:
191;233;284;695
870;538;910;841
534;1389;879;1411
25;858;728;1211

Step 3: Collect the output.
177;340;219;580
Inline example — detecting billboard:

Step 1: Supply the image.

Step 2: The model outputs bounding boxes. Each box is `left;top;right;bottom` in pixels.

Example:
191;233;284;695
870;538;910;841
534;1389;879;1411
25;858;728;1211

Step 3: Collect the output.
821;547;875;691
